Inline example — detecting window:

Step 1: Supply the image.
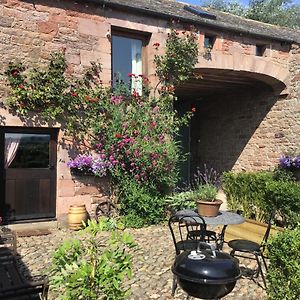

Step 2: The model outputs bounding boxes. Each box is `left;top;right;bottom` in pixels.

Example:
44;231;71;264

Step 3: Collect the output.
112;34;143;93
5;133;50;168
204;34;216;49
256;44;266;57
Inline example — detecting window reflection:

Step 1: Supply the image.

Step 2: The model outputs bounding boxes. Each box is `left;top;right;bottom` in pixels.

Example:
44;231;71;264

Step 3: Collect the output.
5;133;50;168
112;35;142;93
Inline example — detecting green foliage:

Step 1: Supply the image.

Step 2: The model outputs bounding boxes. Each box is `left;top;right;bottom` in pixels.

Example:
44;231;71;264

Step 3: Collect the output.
266;227;300;300
222;170;300;225
247;0;300;29
117;177;166;228
201;0;246;16
165;190;197;212
264;181;300;227
5;52;105;141
192;184;218;201
154;28;198;87
201;0;300;29
50;219;136;300
272;167;295;182
222;171;274;221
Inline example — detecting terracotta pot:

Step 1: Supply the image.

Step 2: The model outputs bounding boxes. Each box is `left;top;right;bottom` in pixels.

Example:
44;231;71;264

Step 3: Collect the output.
68;204;88;230
197;199;223;217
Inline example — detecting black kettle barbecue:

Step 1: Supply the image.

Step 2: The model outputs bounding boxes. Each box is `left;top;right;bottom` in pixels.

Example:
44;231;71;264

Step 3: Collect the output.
172;242;241;299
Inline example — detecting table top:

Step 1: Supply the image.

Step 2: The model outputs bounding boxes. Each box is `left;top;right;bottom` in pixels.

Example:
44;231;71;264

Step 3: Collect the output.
173;209;245;225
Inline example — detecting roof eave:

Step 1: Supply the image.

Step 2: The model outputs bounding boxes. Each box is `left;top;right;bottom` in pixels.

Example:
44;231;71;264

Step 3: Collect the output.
84;0;296;44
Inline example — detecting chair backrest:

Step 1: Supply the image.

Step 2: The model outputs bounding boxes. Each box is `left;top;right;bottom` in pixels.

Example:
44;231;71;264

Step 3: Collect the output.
168;214;207;255
260;210;276;251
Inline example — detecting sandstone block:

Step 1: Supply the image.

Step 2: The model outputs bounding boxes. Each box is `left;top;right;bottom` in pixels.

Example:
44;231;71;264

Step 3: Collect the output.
80;50;102;66
38;20;58;35
57;179;75;197
78;18;109;37
0;15;13;27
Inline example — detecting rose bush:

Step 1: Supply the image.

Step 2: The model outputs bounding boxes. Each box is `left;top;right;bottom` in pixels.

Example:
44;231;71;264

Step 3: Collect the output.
5;28;199;226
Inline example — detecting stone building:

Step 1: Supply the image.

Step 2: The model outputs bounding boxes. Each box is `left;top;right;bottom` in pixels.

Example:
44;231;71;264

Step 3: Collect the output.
0;0;299;222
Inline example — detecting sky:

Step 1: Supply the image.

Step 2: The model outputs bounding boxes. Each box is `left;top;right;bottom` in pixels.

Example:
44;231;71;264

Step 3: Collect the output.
180;0;300;6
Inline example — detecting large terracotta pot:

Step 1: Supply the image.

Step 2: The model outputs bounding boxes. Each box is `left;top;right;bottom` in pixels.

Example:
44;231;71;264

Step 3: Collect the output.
197;199;223;217
68;204;88;230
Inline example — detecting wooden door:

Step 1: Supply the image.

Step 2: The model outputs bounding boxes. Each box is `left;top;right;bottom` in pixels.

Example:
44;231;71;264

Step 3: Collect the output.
0;128;57;222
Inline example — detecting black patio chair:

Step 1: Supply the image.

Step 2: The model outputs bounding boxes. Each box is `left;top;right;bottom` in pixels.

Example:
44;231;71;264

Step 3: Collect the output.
227;211;275;289
168;214;217;296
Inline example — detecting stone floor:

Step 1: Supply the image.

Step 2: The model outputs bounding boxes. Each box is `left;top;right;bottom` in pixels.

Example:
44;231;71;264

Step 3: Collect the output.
15;225;267;300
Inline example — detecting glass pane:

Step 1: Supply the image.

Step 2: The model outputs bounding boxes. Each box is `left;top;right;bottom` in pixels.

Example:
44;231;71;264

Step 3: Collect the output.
112;35;142;85
5;133;50;168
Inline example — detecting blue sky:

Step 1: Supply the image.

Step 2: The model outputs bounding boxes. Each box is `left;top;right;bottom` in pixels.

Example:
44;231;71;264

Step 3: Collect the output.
180;0;300;6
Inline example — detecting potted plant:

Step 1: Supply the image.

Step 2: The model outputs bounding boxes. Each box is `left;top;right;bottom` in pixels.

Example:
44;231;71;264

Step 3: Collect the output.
191;184;222;217
189;165;222;217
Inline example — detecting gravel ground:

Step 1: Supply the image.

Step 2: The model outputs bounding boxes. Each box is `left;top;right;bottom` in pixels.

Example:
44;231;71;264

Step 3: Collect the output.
15;224;267;300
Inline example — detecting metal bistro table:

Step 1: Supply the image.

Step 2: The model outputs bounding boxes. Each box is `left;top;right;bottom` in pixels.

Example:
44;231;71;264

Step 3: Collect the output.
173;209;245;249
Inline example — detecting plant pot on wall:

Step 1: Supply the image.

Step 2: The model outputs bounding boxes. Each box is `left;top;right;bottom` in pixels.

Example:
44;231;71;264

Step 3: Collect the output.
197;200;223;217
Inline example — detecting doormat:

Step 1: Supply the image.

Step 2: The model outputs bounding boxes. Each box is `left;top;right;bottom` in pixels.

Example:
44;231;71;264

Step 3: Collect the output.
16;229;52;237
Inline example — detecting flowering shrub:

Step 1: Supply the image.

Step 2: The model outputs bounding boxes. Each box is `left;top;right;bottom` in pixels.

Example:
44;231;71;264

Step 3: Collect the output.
5;27;199;225
67;155;111;177
154;28;198;87
279;155;300;170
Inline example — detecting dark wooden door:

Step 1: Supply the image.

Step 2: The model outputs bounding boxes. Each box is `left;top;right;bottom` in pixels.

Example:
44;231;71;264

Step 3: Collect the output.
0;127;57;221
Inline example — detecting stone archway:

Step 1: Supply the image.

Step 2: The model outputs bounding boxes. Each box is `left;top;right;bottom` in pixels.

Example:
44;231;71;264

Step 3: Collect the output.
175;55;289;183
192;53;289;95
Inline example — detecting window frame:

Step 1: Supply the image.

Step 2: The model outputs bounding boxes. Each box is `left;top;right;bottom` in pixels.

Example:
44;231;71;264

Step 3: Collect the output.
255;44;267;57
111;27;150;84
204;34;216;50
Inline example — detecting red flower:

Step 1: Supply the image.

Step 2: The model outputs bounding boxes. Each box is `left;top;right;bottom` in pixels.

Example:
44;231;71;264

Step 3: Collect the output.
85;95;97;103
128;73;135;77
115;133;122;139
11;70;19;77
191;107;196;113
71;92;78;97
153;42;160;48
18;84;25;89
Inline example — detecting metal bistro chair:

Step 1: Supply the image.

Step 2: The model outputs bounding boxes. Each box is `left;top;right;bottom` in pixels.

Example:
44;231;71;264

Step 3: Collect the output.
168;214;217;296
227;211;275;289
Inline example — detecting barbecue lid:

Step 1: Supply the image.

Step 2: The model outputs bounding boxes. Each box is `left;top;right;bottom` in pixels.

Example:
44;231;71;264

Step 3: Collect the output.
172;248;241;284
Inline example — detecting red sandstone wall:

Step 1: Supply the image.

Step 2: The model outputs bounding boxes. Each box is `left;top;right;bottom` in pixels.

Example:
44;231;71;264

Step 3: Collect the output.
0;0;298;217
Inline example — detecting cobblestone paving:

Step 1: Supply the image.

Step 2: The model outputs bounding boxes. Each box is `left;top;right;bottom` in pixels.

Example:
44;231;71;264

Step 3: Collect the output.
16;225;267;300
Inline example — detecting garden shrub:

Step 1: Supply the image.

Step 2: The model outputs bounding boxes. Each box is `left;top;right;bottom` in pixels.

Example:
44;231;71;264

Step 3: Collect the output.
267;227;300;300
117;177;166;228
272;167;295;182
165;190;197;213
264;180;300;227
222;171;274;221
50;219;136;300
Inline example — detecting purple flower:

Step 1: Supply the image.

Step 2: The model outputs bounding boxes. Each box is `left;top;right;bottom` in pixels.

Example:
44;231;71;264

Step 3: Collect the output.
279;155;300;170
92;157;112;177
67;155;93;170
67;154;112;177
